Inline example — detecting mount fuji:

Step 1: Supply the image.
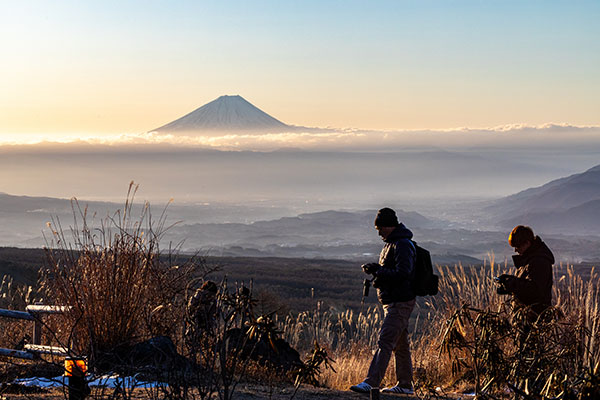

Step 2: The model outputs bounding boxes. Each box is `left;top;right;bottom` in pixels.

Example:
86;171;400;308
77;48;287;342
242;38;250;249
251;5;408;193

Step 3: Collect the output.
152;95;300;135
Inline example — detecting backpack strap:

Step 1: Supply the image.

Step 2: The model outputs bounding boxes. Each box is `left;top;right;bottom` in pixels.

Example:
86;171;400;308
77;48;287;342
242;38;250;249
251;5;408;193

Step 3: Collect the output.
407;239;417;262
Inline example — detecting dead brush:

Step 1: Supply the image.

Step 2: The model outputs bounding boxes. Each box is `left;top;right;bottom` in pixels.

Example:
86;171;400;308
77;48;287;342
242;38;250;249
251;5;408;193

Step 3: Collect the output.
289;340;336;400
440;304;588;398
40;183;207;365
276;306;387;389
435;261;600;399
293;341;336;388
0;275;39;350
180;281;303;400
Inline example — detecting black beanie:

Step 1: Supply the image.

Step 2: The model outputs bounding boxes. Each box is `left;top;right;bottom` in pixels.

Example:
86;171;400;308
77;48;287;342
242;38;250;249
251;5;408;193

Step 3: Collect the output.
374;207;399;227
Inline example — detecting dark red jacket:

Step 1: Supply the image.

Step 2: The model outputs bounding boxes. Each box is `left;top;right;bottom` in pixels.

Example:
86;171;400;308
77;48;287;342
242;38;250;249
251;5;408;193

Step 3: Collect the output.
511;236;554;314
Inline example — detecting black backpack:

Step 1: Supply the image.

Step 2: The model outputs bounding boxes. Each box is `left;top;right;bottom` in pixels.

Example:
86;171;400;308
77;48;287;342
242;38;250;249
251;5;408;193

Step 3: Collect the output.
411;241;439;296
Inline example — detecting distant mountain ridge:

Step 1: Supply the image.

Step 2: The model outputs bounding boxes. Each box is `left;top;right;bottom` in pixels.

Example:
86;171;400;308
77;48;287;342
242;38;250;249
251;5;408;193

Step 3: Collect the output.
487;164;600;234
499;199;600;235
165;208;461;260
152;95;294;135
488;164;600;215
170;209;439;249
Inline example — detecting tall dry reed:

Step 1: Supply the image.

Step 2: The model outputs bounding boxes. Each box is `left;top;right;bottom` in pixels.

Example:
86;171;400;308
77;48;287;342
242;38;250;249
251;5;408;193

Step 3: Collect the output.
277;257;600;397
41;183;206;361
0;275;38;350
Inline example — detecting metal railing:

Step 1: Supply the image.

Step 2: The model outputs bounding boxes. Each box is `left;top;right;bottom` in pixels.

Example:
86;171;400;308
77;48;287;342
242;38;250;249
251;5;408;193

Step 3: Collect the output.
0;305;70;359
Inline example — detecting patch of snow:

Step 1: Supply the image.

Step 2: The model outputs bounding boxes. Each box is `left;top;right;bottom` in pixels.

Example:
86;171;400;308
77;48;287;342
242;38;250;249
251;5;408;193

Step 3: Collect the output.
14;375;164;389
14;376;66;387
88;375;163;389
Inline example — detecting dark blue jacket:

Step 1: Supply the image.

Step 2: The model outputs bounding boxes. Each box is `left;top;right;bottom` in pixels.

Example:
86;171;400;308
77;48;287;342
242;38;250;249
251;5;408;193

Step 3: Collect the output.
373;224;416;304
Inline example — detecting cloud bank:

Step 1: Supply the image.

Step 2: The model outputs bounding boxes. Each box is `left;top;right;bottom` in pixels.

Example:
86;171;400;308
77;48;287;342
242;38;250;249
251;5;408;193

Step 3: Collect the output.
0;122;598;208
1;123;599;152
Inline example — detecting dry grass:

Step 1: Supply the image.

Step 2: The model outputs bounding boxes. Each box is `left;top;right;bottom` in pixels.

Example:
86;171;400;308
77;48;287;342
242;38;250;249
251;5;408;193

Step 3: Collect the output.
277;256;600;398
40;183;208;363
34;184;290;399
0;275;38;349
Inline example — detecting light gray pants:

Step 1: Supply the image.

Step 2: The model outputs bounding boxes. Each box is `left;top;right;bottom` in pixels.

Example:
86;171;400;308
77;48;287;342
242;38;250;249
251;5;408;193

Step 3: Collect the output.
364;299;416;388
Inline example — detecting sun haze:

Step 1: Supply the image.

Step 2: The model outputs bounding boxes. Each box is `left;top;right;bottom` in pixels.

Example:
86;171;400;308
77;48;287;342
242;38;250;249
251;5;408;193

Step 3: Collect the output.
0;0;598;140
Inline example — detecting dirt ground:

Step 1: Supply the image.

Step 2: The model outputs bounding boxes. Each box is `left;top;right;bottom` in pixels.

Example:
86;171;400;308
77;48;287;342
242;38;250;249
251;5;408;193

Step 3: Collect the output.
234;382;420;399
0;383;427;400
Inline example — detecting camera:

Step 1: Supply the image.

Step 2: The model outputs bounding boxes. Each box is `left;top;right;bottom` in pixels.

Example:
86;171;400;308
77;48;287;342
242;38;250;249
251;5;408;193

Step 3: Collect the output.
363;278;371;297
494;275;510;295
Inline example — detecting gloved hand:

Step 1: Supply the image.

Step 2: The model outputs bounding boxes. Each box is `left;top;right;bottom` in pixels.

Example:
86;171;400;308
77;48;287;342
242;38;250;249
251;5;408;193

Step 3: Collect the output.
361;263;380;275
496;274;516;294
496;285;510;295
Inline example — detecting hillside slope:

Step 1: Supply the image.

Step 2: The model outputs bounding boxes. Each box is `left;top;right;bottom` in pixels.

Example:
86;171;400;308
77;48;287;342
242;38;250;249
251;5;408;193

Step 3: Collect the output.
487;164;600;216
486;164;600;234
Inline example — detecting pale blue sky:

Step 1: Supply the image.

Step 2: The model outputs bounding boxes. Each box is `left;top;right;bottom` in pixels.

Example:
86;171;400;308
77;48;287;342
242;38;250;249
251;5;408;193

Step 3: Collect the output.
1;0;598;135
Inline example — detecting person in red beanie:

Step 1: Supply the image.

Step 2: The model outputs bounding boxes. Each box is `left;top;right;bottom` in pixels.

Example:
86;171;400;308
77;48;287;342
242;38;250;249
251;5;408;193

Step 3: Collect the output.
497;225;554;318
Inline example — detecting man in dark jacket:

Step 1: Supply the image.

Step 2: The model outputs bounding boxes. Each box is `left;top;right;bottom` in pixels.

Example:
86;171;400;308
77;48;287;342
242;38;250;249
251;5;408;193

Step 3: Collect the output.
497;225;554;317
350;208;417;394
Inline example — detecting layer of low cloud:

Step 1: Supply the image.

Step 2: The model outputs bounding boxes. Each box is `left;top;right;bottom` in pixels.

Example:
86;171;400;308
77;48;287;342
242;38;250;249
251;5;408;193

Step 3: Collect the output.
1;123;599;152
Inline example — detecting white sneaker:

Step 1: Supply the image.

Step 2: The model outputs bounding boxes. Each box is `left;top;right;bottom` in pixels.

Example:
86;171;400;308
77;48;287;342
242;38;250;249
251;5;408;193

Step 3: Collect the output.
350;381;373;393
381;385;414;395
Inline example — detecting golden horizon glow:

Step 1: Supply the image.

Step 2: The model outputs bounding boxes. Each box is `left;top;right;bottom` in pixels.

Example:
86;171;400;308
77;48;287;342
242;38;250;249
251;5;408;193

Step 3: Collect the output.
1;1;598;136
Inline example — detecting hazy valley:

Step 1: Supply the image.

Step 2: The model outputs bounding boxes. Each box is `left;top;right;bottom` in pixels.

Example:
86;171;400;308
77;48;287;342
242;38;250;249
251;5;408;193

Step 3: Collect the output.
2;161;600;266
3;96;600;267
